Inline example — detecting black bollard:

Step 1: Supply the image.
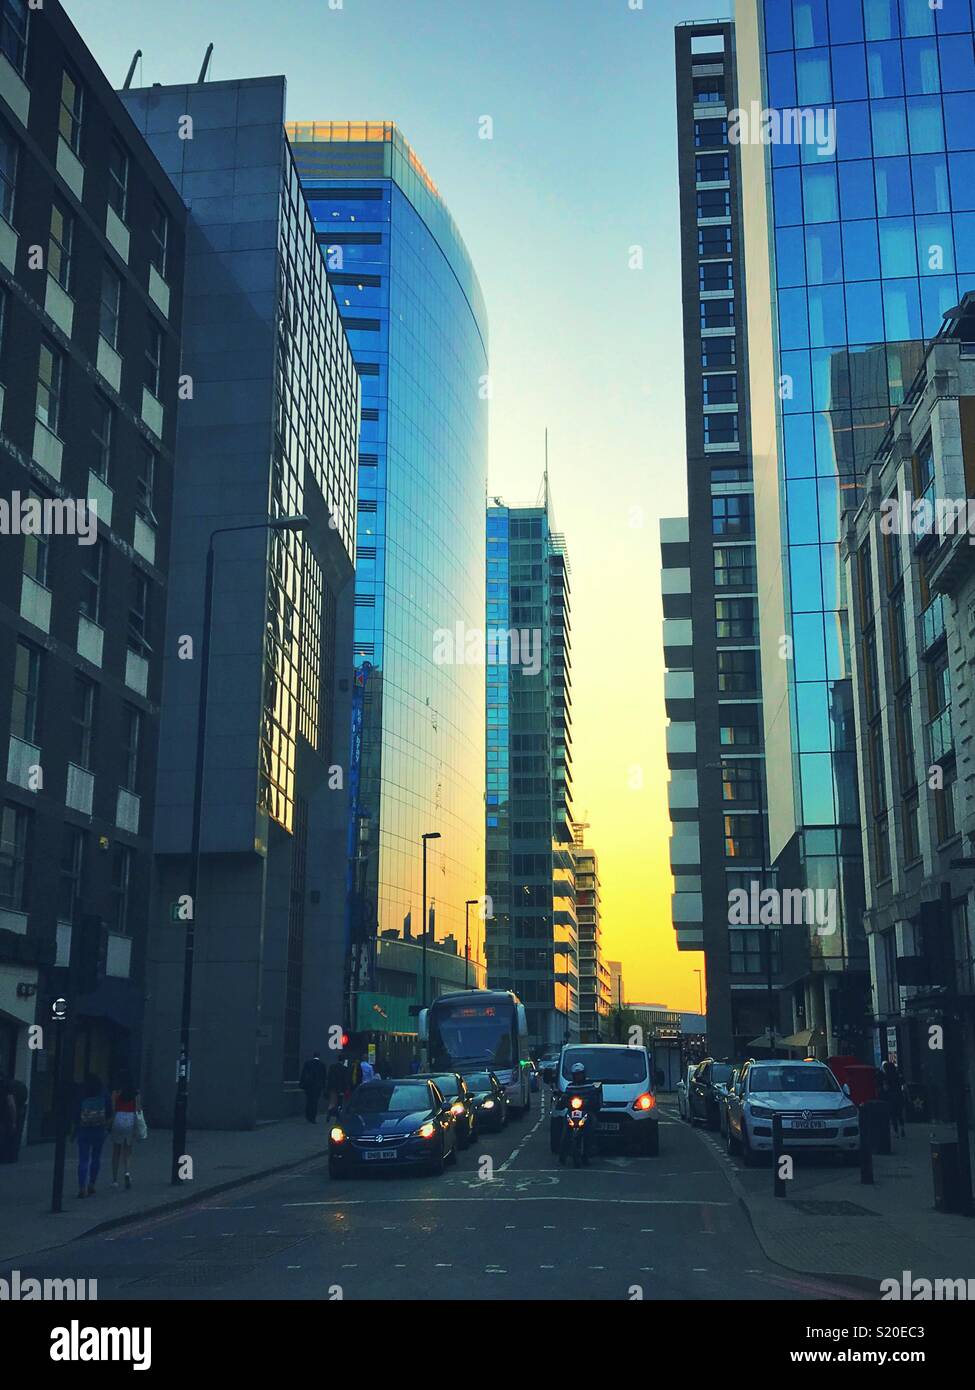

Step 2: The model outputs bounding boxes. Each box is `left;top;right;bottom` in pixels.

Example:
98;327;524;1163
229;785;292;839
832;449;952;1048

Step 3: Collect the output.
860;1108;874;1185
772;1113;787;1197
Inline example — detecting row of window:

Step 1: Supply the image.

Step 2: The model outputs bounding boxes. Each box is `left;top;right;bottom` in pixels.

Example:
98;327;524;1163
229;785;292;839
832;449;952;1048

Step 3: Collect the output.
32;313;164;441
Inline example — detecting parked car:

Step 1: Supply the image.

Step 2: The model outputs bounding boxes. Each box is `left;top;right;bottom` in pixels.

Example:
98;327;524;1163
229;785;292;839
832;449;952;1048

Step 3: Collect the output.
549;1044;659;1157
413;1072;476;1148
687;1058;736;1130
538;1054;561;1084
677;1062;699;1121
717;1066;742;1137
725;1059;860;1165
462;1069;509;1133
328;1079;460;1178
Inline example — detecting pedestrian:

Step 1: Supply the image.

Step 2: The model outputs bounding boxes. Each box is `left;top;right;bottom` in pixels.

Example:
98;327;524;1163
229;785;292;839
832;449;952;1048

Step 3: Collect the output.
359;1053;376;1084
409;1056;420;1075
325;1056;346;1120
0;1071;18;1164
110;1072;141;1190
299;1052;327;1124
73;1072;112;1198
881;1059;906;1138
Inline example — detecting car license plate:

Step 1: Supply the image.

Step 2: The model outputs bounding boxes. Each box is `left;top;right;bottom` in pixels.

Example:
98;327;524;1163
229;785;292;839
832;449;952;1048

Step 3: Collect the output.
790;1119;826;1130
363;1149;398;1161
597;1121;620;1132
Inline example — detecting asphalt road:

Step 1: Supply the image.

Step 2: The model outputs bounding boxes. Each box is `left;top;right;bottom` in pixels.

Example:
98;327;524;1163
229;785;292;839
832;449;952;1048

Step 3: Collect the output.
3;1095;871;1301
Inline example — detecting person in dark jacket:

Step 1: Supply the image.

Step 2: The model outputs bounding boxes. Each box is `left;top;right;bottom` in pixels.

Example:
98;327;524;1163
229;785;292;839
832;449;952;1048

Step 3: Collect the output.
325;1058;347;1120
0;1072;17;1163
299;1053;327;1124
73;1073;112;1198
881;1059;906;1138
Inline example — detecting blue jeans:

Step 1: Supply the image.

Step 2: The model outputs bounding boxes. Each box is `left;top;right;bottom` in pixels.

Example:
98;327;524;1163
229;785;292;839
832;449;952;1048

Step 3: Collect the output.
77;1130;106;1189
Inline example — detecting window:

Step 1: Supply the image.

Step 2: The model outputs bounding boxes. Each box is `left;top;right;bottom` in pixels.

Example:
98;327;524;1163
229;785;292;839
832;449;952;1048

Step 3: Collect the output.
697;187;731;219
150;202;169;277
724;814;763;859
716;597;757;639
869;721;887;816
11;640;40;743
57;826;85;924
128;570;150;655
694;118;728;147
889;590;908;688
720;722;759;747
696;153;730;182
0;116;17;223
693;77;725;104
0;802;29;912
58;70;83;153
699;224;732;256
903;793;920;863
137;445;156;521
895;691;916;791
720;760;761;802
0;0;28;74
99;263;121;349
48;201;74;291
703;372;737;404
700;261;734;292
70;675;96;770
875;815;891;882
108;139;129;220
935;768;958;843
22;490;49;585
717;649;758;693
79;539;105;624
914;434;934;498
712;494;753;536
91;395;114;481
714;546;756;588
705;414;739;445
729;929;781;975
702;337;736;369
36;340;64;434
111;844;133;935
711;465;751;483
701;297;735;329
122;705;141;791
144;317;162;397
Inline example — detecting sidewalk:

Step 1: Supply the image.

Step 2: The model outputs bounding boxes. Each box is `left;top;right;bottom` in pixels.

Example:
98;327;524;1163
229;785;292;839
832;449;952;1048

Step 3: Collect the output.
0;1116;330;1266
724;1123;975;1285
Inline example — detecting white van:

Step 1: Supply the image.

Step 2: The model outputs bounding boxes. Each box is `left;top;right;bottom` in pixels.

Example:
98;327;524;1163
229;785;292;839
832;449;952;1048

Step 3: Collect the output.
549;1044;659;1157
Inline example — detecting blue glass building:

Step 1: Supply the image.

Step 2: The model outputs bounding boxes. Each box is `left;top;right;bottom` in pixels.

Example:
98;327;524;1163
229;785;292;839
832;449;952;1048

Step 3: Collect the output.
287;123;488;986
736;0;975;1053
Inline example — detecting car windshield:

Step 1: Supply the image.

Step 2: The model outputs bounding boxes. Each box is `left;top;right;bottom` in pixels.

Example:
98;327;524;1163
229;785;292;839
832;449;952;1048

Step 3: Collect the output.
748;1066;839;1094
711;1064;734;1084
433;1076;460;1097
464;1073;493;1090
348;1084;431;1114
561;1048;648;1084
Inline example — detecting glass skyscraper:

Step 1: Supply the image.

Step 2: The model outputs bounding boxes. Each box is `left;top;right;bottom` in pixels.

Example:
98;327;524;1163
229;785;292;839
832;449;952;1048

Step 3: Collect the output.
287;123;488;958
736;0;975;1050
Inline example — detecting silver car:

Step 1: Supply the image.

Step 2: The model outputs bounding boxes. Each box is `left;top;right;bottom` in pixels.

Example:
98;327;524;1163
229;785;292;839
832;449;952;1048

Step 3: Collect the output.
725;1059;860;1164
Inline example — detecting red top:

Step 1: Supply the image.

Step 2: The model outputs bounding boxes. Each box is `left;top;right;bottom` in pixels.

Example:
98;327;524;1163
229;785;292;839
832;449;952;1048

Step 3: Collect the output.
113;1094;138;1113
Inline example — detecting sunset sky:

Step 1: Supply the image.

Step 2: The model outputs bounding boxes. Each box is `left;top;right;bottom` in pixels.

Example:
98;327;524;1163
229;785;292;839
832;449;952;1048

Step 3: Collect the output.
66;0;733;1011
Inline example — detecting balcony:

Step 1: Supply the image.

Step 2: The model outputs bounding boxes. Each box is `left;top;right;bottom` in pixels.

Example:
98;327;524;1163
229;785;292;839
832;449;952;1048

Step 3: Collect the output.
133;513;156;565
105;205;130;263
0;908;27;936
0;215;17;275
88;471;113;530
141;387;163;439
106;933;132;979
0;51;29;126
125;648;149;696
7;735;41;791
96;336;122;392
919;593;947;655
66;763;94;816
32;419;63;482
20;574;51;633
56;136;84;200
928;706;954;763
148;265;170;318
116;787;140;834
77;615;104;668
56;921;72;969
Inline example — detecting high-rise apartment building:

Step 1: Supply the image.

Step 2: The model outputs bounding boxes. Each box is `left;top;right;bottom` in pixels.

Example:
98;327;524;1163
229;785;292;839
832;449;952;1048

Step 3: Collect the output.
669;20;781;1059
485;499;576;1048
734;0;975;1056
0;0;186;1139
121;78;359;1127
572;826;609;1041
286;123;488;977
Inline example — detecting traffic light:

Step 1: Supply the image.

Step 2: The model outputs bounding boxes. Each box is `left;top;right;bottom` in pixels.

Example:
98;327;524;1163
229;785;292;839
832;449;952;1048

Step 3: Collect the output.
76;914;108;994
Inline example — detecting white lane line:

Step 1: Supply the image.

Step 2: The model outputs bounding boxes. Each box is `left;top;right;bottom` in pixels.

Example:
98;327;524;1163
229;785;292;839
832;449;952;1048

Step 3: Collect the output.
284;1197;732;1206
692;1268;708;1272
496;1103;546;1173
540;1264;555;1269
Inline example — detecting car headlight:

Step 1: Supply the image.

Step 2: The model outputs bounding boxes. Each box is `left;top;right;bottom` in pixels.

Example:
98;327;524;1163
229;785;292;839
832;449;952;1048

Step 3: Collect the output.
836;1105;858;1119
481;1099;494;1109
416;1121;437;1139
748;1104;773;1118
329;1127;346;1143
450;1102;465;1116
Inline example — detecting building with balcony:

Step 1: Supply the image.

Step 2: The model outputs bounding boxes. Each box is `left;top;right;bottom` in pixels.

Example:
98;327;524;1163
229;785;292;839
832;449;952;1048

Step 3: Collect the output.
0;0;186;1137
485;496;577;1047
844;293;975;1124
572;825;609;1041
121;77;359;1127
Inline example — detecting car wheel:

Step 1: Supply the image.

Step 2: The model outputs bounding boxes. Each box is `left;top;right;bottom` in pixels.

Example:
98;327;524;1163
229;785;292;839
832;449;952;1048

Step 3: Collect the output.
429;1143;446;1177
726;1122;739;1156
740;1124;759;1167
641;1123;659;1158
447;1136;459;1165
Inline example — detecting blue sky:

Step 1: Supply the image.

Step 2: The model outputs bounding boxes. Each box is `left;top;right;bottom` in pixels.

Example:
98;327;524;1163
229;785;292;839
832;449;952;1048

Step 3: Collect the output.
64;0;733;1006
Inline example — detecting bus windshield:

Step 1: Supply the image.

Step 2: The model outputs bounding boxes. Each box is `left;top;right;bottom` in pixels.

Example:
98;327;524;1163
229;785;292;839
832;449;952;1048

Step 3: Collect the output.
429;999;515;1071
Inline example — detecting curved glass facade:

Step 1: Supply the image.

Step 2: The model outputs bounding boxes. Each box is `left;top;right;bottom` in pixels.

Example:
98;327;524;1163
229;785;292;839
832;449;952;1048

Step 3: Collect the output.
289;124;488;950
739;0;975;961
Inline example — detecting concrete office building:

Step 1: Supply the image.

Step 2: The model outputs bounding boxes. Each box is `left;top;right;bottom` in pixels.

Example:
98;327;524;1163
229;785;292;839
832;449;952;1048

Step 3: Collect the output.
121;78;359;1127
0;0;186;1138
285;122;488;978
485;499;577;1047
845;294;975;1116
670;20;782;1061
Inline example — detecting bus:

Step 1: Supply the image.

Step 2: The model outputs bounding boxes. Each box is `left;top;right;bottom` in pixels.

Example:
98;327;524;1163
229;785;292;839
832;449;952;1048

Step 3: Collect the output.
419;989;532;1117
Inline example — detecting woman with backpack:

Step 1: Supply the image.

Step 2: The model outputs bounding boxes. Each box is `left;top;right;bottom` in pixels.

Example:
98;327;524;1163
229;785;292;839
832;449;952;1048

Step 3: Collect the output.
73;1073;112;1198
110;1072;141;1189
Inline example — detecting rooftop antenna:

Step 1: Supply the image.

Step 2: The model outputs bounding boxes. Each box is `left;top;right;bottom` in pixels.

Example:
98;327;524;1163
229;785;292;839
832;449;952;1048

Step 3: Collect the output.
544;428;549;515
198;43;214;84
122;50;142;90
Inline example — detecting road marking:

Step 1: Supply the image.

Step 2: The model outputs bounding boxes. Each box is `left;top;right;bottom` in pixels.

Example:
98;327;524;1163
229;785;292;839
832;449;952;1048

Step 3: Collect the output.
285;1197;732;1206
435;1263;452;1268
497;1105;546;1173
693;1268;708;1272
540;1264;555;1269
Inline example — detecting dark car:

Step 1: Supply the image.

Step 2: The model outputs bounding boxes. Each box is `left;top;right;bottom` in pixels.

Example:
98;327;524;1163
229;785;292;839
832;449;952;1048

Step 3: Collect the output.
412;1072;476;1148
462;1070;509;1133
687;1058;736;1130
328;1079;459;1178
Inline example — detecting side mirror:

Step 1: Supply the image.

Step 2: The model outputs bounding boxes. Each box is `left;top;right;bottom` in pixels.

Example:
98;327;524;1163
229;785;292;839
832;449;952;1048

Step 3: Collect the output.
842;1082;851;1098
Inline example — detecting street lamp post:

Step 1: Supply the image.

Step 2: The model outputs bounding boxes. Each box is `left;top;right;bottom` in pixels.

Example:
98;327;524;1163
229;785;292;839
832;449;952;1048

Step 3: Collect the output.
171;514;308;1186
420;832;441;1010
465;899;478;989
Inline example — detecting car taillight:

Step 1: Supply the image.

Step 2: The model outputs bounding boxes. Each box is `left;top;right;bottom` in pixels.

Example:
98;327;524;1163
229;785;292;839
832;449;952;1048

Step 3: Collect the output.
450;1102;465;1116
632;1093;655;1112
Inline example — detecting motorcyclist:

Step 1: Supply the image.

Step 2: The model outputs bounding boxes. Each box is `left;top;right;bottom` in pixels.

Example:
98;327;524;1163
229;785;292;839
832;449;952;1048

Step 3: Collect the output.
561;1060;602;1163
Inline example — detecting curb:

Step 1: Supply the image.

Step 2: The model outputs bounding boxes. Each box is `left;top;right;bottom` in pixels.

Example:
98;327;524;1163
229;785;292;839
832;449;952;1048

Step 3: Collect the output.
0;1145;329;1267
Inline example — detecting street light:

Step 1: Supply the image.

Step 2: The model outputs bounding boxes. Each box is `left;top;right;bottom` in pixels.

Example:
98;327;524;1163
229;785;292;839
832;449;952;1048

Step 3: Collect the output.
420;832;441;1010
693;968;703;1017
171;514;308;1186
465;899;479;989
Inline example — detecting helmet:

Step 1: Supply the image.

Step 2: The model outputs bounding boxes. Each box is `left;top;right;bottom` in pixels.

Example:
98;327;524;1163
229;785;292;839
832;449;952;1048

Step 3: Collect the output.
570;1061;586;1080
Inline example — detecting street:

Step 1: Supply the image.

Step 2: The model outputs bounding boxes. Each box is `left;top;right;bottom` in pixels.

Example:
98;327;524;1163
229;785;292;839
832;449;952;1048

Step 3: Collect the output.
3;1095;873;1301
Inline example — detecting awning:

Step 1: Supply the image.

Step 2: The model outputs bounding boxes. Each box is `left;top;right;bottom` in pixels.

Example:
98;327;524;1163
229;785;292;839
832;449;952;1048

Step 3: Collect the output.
778;1027;826;1050
745;1032;792;1049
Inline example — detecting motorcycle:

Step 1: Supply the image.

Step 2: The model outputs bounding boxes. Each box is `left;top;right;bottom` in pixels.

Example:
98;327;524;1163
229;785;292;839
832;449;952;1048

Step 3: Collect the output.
559;1091;595;1168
